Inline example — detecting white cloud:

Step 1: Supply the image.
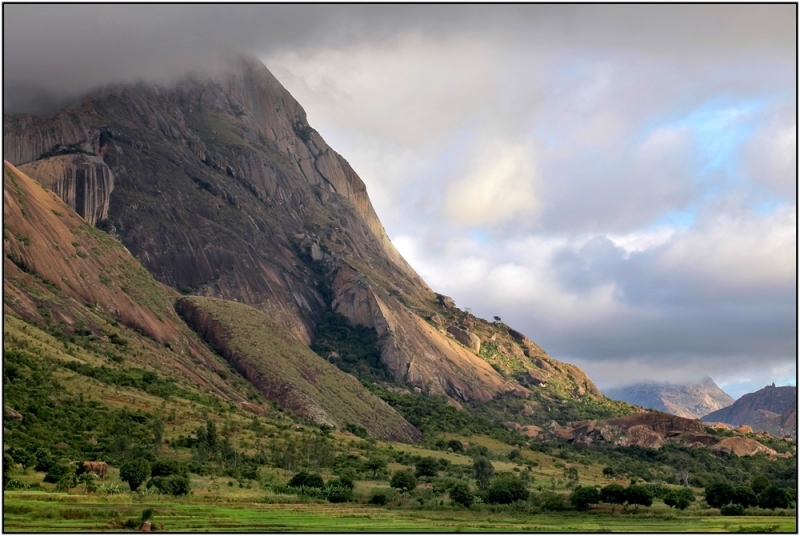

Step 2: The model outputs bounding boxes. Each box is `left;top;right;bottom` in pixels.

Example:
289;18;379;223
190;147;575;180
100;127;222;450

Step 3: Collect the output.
442;141;539;226
655;205;796;291
744;102;797;199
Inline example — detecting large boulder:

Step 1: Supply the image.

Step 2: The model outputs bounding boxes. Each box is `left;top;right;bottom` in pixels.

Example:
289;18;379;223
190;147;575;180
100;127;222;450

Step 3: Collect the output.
521;425;542;438
447;326;481;353
620;425;664;449
710;437;777;457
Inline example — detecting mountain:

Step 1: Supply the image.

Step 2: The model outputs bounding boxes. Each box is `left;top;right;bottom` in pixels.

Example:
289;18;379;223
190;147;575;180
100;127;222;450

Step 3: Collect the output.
3;161;419;441
605;376;734;419
702;384;797;437
3;54;619;416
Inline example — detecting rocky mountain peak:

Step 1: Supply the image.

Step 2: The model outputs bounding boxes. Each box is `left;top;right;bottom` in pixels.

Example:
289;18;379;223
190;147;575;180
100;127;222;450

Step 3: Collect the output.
4;54;611;406
605;377;734;419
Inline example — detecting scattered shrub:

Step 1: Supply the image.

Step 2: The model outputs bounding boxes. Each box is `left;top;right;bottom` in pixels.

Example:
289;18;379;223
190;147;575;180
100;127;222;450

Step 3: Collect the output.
146;475;190;496
415;457;440;478
370;491;388;505
390;470;417;492
449;482;474;507
287;471;324;489
721;503;745;516
570;486;600;511
486;474;529;504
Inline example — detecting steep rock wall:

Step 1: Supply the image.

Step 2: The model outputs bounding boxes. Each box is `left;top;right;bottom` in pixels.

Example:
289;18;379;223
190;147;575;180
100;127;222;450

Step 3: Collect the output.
19;154;114;225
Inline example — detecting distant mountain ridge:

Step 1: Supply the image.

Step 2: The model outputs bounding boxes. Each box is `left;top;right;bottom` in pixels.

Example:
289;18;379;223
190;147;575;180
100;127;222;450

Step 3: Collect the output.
702;384;796;438
605;376;734;419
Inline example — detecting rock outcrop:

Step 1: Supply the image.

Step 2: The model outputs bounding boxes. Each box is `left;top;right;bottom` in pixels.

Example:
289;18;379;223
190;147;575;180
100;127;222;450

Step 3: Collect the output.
709;437;778;457
551;412;708;449
447;325;481;353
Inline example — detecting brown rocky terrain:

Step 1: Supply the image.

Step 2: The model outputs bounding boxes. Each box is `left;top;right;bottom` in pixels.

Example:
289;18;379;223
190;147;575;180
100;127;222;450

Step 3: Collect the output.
709;437;780;458
4;54;613;408
545;412;715;450
605;376;734;419
703;384;796;437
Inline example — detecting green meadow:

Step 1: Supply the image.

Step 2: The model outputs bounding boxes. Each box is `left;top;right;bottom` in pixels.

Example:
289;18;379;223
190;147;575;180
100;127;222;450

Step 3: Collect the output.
4;489;796;532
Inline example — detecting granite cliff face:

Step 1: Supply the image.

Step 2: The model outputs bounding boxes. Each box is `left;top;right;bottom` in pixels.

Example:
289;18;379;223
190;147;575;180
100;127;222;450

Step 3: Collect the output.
703;385;797;437
605;376;734;419
3;55;608;406
19;154;114;225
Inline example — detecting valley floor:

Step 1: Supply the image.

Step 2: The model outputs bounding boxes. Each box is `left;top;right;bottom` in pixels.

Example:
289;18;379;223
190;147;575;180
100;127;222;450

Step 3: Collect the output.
4;491;796;532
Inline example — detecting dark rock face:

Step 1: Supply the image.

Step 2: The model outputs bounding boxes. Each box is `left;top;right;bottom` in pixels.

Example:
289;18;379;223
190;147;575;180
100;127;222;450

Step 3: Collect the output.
605;376;735;419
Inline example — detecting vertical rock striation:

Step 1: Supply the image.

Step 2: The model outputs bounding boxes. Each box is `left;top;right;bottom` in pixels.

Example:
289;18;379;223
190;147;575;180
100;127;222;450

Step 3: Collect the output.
19;154;114;225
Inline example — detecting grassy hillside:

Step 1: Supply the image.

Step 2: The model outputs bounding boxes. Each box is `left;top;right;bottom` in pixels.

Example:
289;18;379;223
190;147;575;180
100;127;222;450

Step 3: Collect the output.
174;296;420;442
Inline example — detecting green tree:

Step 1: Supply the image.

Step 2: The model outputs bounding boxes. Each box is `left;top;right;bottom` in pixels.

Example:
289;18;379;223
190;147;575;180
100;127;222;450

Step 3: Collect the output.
78;472;97;494
472;457;495;490
365;456;388;479
600;484;627;509
731;485;756;508
624;485;653;508
449;482;474;507
151;460;187;478
328;476;355;490
704;482;734;508
325;484;353;503
602;466;615;477
663;487;695;510
147;475;190;496
750;475;770;495
415;457;440;478
676;487;696;510
390;469;417;492
205;419;218;451
563;466;579;483
33;448;55;473
8;447;35;469
720;503;745;516
447;440;464;453
486;474;529;504
570;486;600;511
44;462;76;485
288;471;324;489
758;486;789;510
153;418;164;447
3;453;13;489
120;459;151;492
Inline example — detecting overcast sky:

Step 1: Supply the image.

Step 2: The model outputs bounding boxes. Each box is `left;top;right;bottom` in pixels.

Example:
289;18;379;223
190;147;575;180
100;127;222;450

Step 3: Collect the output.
4;5;796;398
